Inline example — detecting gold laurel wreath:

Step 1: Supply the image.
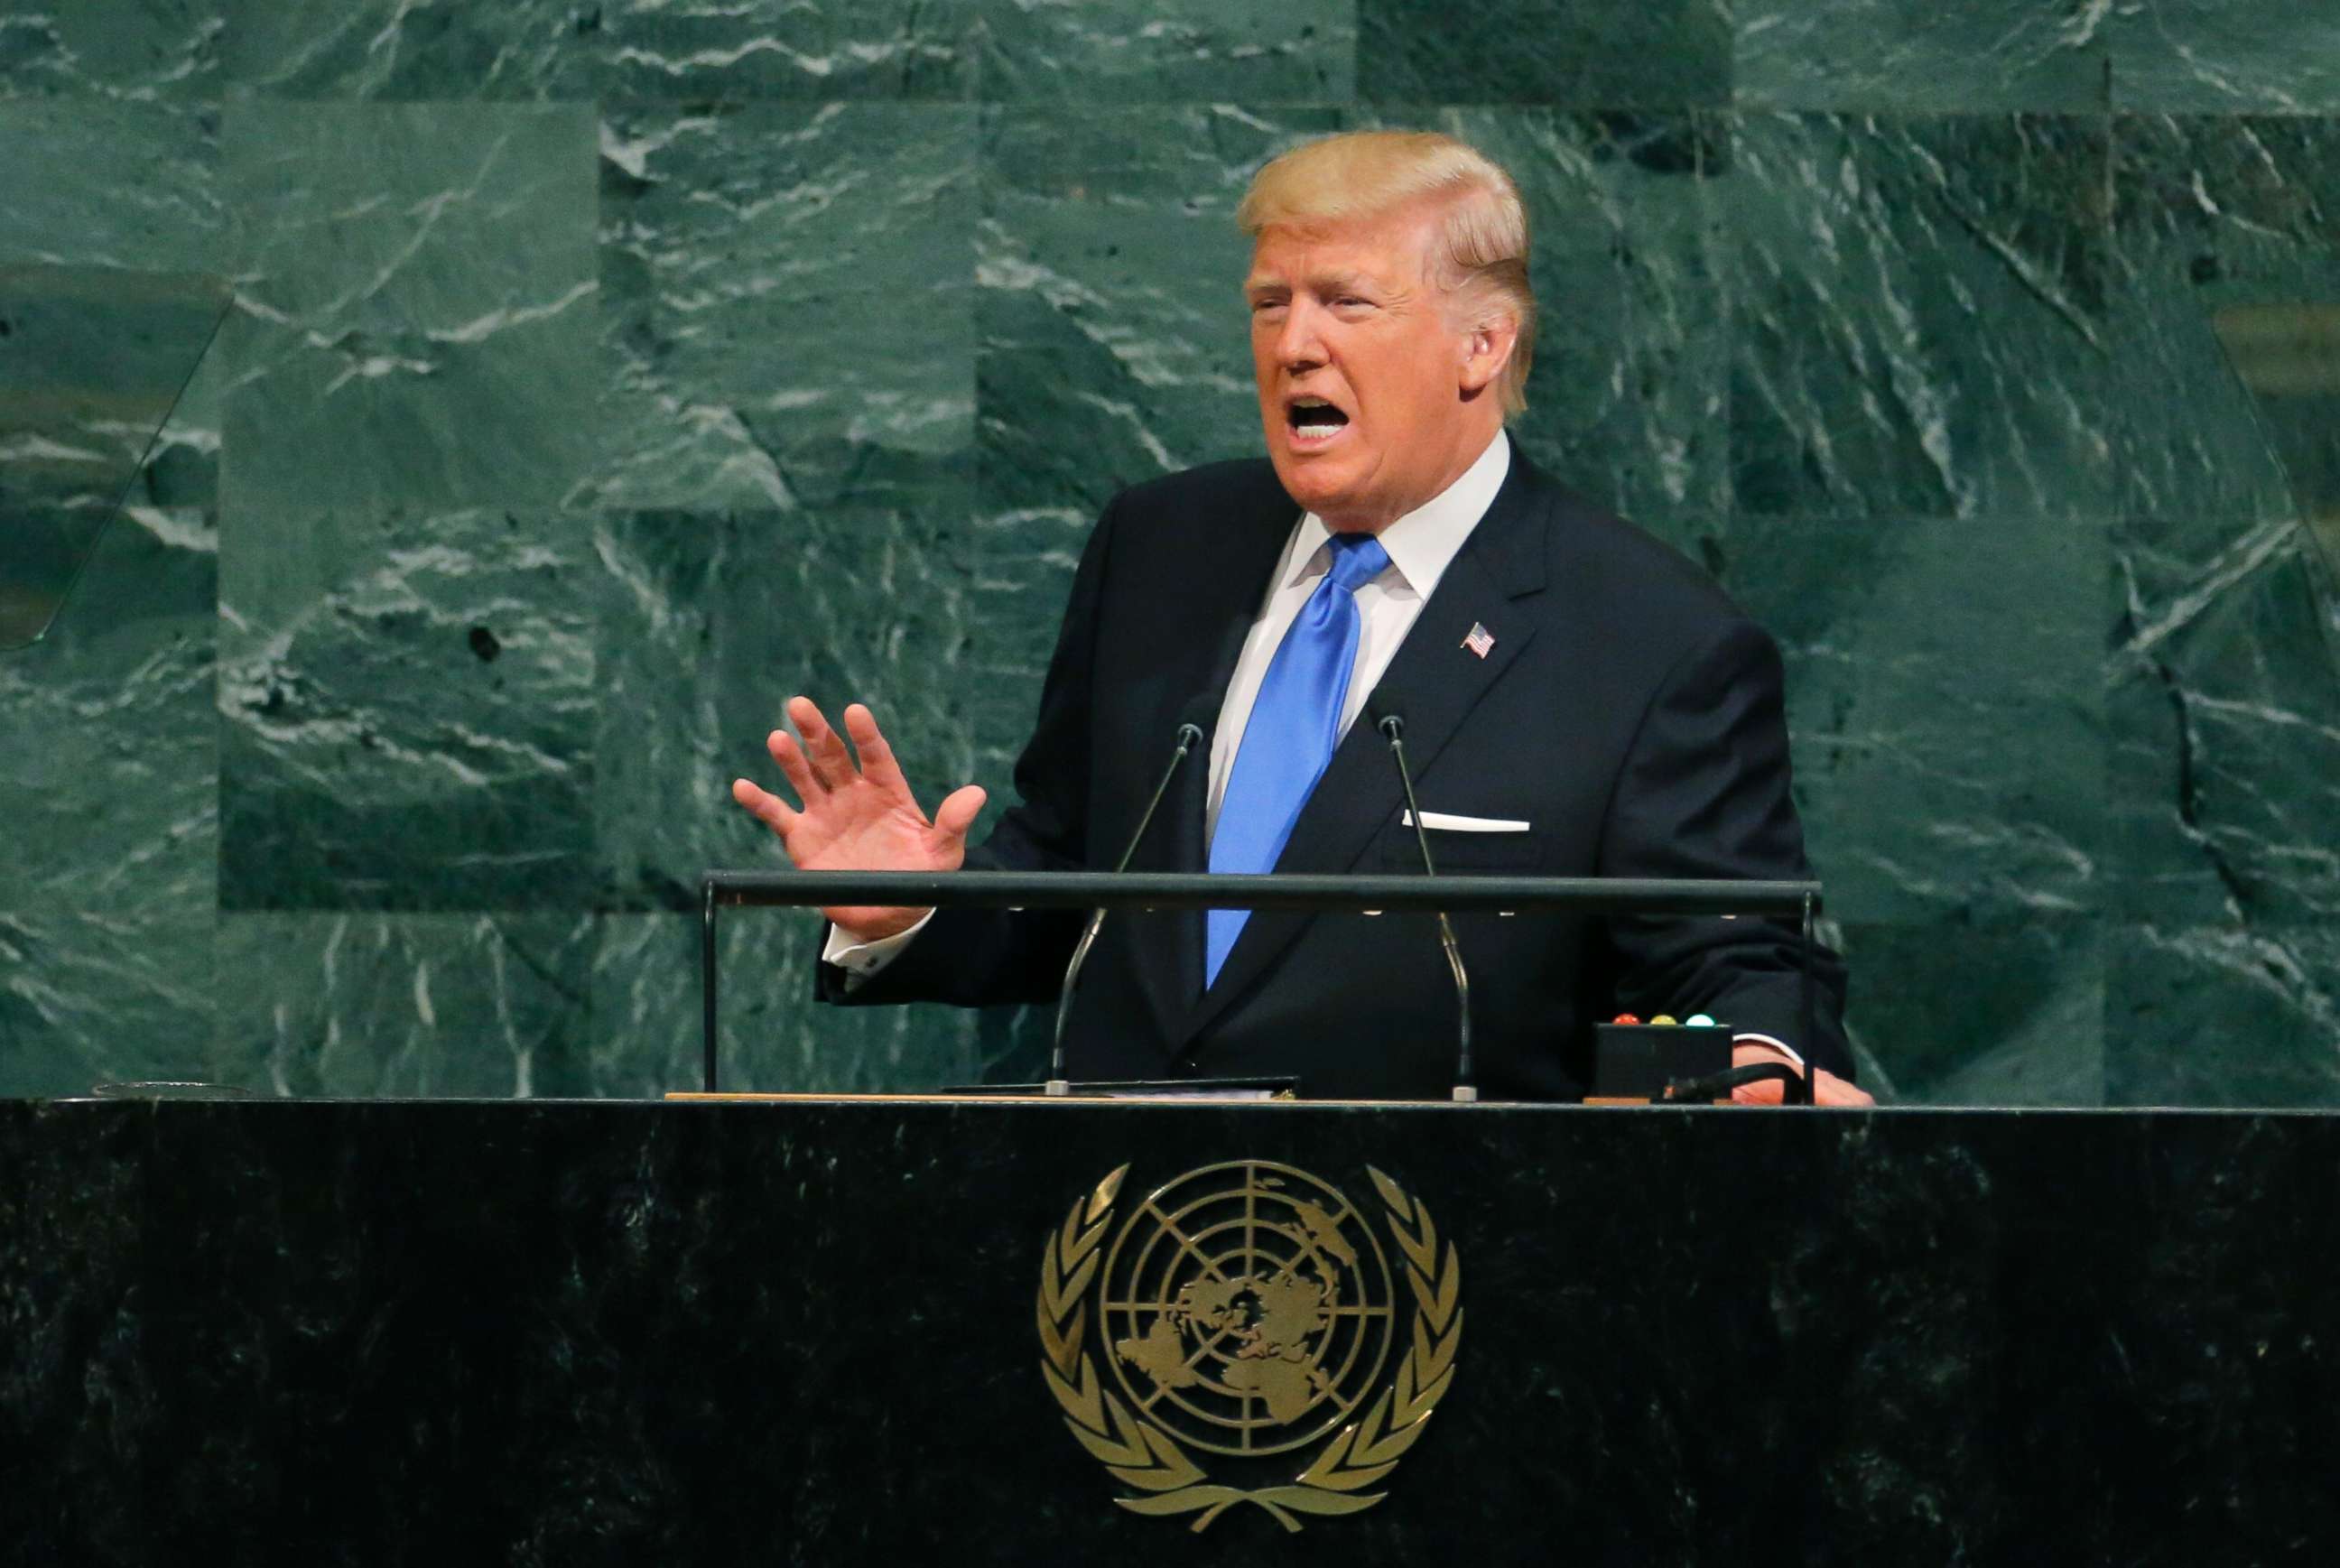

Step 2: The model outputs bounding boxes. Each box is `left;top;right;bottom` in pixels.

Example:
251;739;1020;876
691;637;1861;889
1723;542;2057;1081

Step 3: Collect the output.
1037;1162;1462;1534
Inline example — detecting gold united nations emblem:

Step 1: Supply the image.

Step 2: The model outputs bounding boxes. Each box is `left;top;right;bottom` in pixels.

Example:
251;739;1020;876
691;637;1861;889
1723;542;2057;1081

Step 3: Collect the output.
1036;1160;1463;1533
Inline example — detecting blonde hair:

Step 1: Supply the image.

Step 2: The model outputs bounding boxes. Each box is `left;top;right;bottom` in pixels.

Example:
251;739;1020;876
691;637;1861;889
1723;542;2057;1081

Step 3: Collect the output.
1238;130;1536;418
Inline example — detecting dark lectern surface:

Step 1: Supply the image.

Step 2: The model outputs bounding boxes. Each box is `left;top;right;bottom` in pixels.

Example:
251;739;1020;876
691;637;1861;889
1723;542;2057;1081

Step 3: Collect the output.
5;1097;2335;1565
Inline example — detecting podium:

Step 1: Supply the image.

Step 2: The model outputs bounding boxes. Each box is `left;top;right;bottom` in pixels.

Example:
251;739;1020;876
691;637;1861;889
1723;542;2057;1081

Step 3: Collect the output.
5;1094;2338;1563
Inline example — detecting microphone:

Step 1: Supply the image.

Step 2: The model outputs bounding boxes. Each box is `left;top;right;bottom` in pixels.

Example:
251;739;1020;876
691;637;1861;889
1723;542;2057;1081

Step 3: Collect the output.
1373;709;1477;1102
1046;700;1213;1095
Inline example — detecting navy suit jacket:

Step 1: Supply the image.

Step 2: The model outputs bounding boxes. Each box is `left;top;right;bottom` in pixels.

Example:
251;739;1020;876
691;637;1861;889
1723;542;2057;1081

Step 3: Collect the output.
822;450;1850;1099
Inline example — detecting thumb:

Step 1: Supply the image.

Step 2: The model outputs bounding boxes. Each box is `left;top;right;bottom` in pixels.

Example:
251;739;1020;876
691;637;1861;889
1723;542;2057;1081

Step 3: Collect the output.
933;784;988;842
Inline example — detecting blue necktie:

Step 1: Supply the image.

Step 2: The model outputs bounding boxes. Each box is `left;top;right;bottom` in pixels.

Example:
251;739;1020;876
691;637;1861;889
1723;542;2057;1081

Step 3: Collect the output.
1206;532;1392;986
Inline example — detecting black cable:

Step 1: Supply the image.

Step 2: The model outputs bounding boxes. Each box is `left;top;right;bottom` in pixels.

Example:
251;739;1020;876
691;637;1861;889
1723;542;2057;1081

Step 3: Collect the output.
1657;1061;1806;1104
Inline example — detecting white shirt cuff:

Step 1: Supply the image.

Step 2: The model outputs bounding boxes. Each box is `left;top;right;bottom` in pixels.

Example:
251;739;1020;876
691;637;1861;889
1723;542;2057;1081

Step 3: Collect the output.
822;911;933;986
1732;1032;1806;1070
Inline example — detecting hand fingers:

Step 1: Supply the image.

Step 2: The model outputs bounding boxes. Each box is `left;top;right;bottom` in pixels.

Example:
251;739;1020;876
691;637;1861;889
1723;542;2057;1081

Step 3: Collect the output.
765;727;823;803
1730;1042;1788;1104
1724;1054;1875;1107
933;784;988;842
841;703;912;797
731;776;800;836
788;695;857;790
1813;1071;1876;1107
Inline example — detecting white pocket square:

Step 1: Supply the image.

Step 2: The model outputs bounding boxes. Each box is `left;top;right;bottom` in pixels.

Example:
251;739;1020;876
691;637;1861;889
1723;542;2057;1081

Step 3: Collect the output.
1402;811;1531;833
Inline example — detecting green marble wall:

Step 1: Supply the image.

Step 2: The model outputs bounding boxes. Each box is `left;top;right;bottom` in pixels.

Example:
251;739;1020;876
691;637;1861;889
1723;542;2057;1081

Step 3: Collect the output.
3;1;2335;1104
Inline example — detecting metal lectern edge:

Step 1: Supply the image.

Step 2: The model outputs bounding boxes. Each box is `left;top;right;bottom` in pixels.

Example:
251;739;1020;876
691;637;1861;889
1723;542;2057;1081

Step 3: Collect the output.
696;870;1826;1100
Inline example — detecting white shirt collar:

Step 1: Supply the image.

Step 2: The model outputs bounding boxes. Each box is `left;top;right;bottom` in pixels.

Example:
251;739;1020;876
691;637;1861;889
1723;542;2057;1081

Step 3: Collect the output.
1285;429;1511;598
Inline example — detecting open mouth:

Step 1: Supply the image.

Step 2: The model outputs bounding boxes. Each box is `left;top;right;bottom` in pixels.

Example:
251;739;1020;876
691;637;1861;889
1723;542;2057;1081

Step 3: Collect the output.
1285;395;1351;447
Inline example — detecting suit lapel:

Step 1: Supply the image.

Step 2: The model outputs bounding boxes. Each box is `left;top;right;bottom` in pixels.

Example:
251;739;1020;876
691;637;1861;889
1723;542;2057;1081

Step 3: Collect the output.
1124;491;1295;1042
1171;458;1552;1050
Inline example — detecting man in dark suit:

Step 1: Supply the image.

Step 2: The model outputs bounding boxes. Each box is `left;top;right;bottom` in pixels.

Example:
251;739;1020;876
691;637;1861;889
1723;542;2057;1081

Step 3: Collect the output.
732;130;1860;1103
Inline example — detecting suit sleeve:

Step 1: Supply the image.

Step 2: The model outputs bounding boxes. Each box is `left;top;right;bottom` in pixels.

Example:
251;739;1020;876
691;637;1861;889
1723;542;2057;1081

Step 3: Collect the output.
1596;616;1852;1077
813;494;1118;1009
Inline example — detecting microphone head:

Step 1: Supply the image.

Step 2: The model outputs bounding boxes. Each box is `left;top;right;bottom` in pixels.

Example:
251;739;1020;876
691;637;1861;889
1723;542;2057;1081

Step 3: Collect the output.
1175;722;1204;750
1377;711;1405;741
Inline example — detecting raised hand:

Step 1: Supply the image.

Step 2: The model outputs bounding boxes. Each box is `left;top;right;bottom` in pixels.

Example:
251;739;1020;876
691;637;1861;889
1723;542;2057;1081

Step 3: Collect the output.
730;697;987;942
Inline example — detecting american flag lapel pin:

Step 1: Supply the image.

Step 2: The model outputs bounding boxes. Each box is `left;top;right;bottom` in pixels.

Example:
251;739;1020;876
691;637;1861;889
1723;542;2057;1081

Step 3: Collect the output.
1462;621;1495;659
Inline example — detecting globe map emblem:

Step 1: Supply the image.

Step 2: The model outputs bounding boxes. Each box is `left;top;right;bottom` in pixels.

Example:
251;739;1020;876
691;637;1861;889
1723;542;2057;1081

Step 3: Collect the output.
1099;1160;1397;1457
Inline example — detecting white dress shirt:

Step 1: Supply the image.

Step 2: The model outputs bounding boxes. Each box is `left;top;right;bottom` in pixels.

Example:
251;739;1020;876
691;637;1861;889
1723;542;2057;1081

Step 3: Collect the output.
1204;430;1511;840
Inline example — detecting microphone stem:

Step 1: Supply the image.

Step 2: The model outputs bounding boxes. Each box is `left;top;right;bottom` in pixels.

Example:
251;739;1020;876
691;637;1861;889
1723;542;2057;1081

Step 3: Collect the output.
1435;914;1474;1100
1049;724;1202;1093
1048;911;1110;1092
1383;723;1475;1100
